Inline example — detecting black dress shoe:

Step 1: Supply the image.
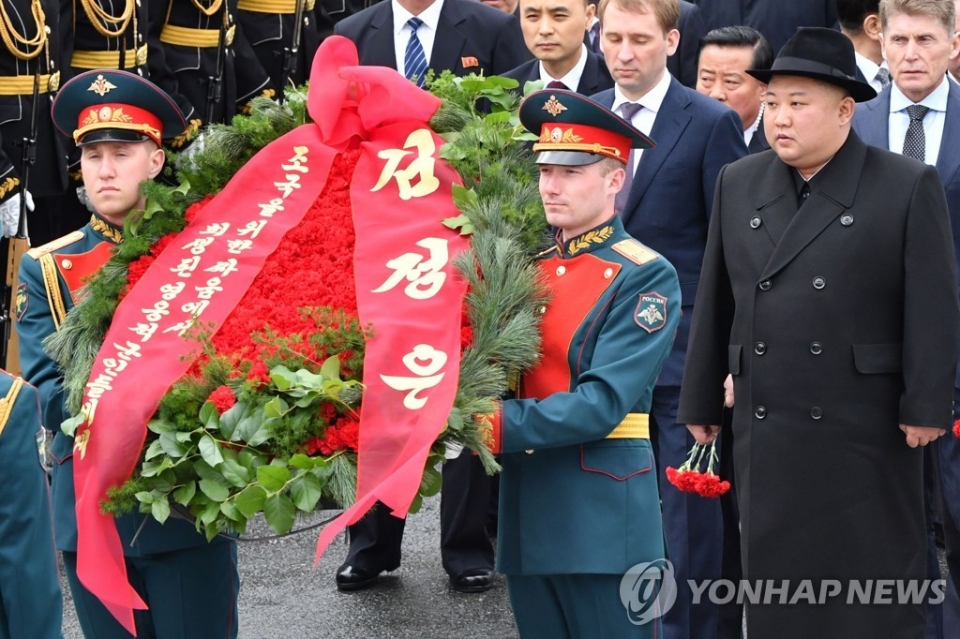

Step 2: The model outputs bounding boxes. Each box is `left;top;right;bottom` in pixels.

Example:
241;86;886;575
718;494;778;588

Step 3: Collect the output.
335;564;381;592
450;568;494;593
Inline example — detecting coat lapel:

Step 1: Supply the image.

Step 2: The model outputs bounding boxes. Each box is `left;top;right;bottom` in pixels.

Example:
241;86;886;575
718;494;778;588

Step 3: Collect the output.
366;4;399;69
936;80;960;185
622;78;692;227
760;133;866;280
430;0;467;74
752;159;795;246
853;88;891;151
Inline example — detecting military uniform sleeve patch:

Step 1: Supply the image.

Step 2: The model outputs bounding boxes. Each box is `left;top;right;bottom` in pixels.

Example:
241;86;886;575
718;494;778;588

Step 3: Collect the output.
635;292;667;332
26;230;85;259
612;239;659;265
14;282;27;322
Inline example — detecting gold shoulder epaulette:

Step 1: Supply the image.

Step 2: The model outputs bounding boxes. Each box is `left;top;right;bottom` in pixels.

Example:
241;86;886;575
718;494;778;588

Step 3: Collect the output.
26;231;85;259
611;239;659;266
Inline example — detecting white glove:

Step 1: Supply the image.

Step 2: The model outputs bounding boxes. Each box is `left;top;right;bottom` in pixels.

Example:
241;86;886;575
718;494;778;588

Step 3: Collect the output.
0;190;33;237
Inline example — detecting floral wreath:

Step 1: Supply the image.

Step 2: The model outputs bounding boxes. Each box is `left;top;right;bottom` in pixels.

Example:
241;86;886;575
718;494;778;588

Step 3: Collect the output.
46;65;550;539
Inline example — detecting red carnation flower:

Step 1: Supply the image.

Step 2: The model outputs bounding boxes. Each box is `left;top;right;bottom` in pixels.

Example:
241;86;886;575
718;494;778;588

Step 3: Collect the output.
208;385;236;414
954;419;960;439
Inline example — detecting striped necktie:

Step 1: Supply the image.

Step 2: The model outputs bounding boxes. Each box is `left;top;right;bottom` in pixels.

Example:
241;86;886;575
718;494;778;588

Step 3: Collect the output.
614;102;642;214
404;17;428;88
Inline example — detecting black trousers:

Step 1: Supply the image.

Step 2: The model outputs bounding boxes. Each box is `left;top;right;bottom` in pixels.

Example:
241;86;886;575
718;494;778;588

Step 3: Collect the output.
343;449;497;576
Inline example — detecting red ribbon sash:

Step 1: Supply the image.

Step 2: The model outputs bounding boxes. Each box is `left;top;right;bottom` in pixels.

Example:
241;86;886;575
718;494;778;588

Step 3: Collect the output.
75;36;468;633
74;126;335;634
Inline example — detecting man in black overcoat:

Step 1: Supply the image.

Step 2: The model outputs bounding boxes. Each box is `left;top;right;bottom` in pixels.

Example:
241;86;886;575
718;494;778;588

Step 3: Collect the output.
679;27;960;639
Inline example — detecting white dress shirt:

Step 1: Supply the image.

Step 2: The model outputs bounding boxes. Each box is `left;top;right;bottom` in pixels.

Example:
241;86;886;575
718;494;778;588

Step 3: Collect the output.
538;44;588;91
855;52;889;93
888;76;949;166
610;69;672;172
393;0;444;77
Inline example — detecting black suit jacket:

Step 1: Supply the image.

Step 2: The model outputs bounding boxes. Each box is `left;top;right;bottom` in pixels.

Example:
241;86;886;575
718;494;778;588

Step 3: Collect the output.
334;0;531;77
667;1;706;89
678;132;958;636
502;50;614;95
747;116;770;153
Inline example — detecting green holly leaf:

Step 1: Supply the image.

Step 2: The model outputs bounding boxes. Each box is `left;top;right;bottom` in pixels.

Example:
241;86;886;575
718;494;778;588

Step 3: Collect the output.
218;401;247;440
264;396;289;419
263;493;296;534
451;184;479;213
61;413;84;438
420;465;443;498
320;355;341;381
221;458;251;487
219;500;241;522
144;439;165;461
289;473;322;512
270;365;297;391
257;464;291;492
289;454;314;470
234;484;267;518
199;479;229;503
151;497;171;524
199;401;220;431
199;499;221;525
159;431;187;459
173;480;197;506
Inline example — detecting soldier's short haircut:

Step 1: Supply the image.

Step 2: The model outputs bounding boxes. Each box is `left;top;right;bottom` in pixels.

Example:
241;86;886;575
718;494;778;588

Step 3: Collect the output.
597;0;679;33
698;26;774;71
879;0;956;33
837;0;882;32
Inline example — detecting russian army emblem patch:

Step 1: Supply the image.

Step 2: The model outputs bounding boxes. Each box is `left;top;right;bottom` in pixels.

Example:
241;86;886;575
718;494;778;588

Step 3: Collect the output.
635;292;667;333
14;282;26;322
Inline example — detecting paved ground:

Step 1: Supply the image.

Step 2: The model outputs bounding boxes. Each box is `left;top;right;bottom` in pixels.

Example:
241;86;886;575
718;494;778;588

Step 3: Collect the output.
58;498;953;638
61;497;520;638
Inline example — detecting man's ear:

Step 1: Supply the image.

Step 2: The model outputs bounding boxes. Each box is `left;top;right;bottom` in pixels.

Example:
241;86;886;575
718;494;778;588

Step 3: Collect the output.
864;13;882;42
149;147;166;179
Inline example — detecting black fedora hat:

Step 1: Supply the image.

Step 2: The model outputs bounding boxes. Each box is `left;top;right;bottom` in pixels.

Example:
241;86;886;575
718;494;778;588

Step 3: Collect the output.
747;27;876;103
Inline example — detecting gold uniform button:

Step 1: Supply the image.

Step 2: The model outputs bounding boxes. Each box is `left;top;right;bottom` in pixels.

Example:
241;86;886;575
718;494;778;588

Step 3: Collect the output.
61;259;72;269
604;268;613;278
557;266;566;276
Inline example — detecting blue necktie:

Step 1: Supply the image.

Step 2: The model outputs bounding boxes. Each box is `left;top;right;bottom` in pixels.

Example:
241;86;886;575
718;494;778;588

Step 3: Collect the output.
404;17;428;88
614;102;642;214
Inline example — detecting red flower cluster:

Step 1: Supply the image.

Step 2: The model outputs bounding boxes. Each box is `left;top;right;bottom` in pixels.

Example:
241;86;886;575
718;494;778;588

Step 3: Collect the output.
665;467;731;498
303;416;360;456
953;419;960;439
208;385;236;414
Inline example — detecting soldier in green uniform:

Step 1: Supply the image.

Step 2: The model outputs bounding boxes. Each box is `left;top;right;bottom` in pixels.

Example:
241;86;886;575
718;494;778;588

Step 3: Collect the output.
480;89;681;638
17;69;239;639
0;370;63;639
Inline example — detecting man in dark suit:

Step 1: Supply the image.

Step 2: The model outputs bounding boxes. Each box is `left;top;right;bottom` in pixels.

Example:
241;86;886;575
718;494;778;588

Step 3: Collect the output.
852;2;960;636
681;27;958;638
687;0;741;32
332;0;530;596
506;0;614;94
696;25;773;153
592;1;747;637
333;0;530;81
838;0;890;93
667;1;707;88
743;0;839;54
